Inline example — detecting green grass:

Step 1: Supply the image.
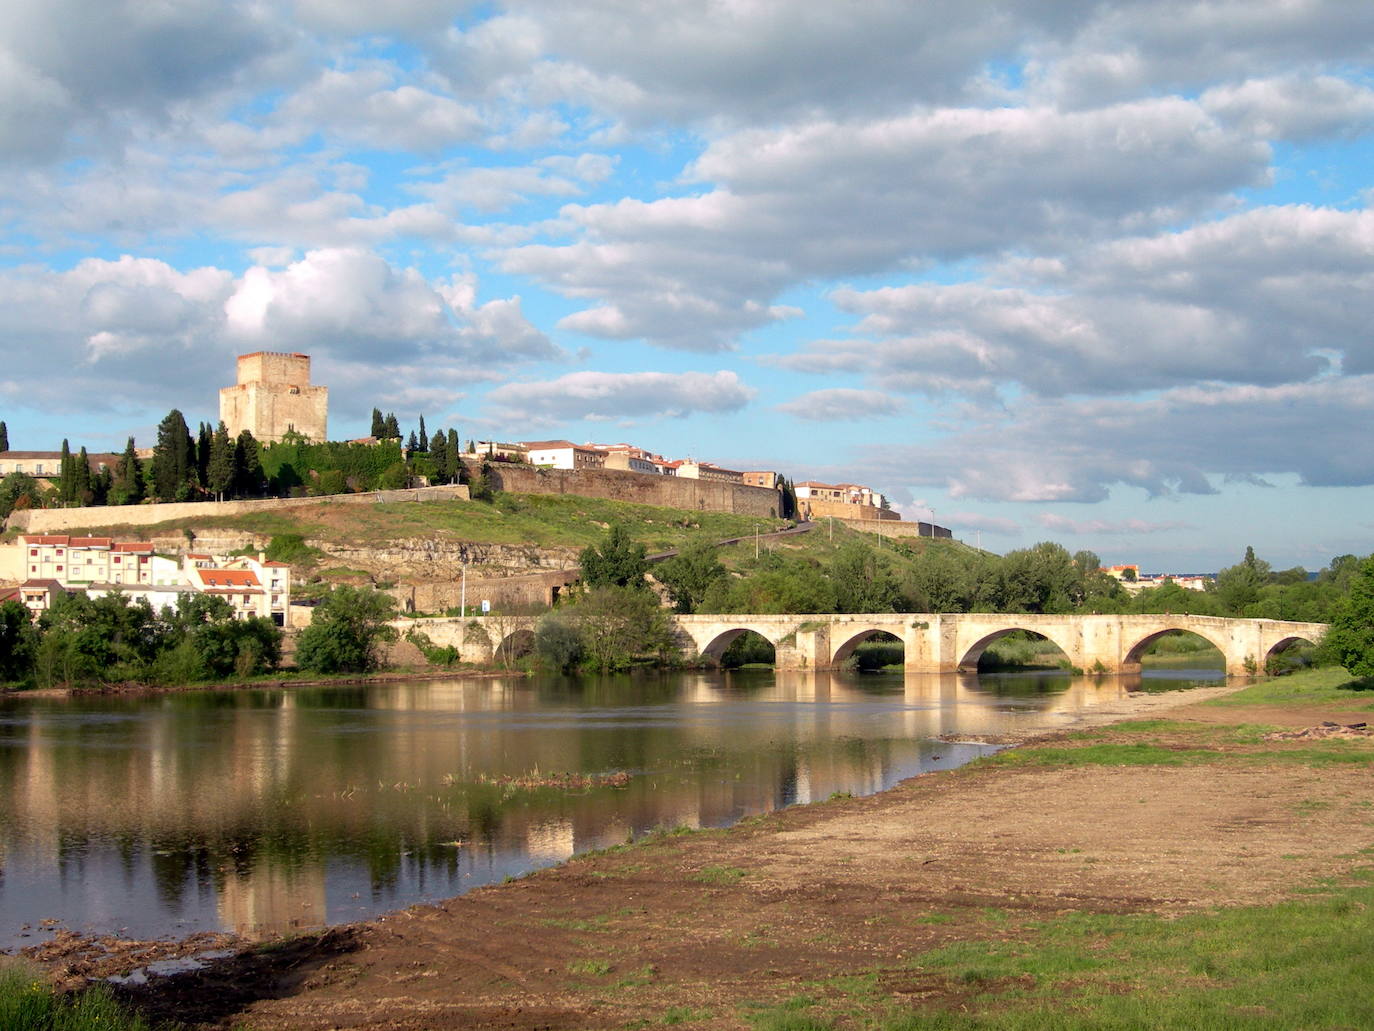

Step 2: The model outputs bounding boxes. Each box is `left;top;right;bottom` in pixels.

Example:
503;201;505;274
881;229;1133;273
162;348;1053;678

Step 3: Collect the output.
566;958;613;977
0;964;152;1030
1205;666;1374;707
983;743;1221;768
691;864;749;885
867;872;1374;1030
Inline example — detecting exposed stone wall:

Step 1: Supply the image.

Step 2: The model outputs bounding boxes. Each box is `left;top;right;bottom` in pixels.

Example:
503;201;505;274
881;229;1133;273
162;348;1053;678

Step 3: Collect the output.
390;568;578;614
5;485;471;534
801;498;901;522
470;460;782;517
827;517;952;540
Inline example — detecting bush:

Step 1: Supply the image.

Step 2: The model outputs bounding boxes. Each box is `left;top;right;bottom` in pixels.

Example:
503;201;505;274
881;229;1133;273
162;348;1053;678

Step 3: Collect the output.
295;585;398;674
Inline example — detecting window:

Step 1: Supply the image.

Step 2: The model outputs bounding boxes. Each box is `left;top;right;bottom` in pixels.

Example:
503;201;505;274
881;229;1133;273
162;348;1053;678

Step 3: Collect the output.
56;565;63;572
29;548;36;556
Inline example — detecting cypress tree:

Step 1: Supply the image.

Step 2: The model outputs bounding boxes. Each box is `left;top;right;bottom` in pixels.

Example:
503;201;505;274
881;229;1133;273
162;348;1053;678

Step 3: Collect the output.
429;431;449;484
406;430;419;452
447;428;463;484
383;413;400;439
208;422;234;501
370;408;385;438
73;446;91;507
111;437;143;506
0;421;8;452
418;415;427;449
233;430;264;499
57;439;74;506
196;422;212;487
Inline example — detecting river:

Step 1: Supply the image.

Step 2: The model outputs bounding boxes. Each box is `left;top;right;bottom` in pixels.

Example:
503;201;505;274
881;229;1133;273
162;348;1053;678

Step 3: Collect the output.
0;666;1222;949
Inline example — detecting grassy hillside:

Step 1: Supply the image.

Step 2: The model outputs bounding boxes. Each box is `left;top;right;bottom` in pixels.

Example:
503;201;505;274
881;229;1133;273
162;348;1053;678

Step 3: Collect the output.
20;492;794;555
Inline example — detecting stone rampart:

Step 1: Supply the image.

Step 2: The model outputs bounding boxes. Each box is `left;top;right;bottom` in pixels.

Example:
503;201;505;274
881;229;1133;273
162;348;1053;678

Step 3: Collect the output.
5;485;471;534
471;460;782;518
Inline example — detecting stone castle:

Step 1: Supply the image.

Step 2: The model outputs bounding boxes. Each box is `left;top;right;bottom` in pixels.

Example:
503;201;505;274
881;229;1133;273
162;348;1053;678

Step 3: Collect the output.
219;352;328;443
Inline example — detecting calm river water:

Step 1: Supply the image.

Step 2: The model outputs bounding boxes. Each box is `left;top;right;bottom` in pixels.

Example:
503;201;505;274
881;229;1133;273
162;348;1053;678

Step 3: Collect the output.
0;667;1221;949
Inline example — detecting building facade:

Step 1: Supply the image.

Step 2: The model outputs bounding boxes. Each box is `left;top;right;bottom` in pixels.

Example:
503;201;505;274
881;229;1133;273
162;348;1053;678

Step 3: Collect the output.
219;352;328;443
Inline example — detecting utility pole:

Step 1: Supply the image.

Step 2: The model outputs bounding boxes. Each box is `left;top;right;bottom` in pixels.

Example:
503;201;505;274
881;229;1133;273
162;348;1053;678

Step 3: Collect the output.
461;562;467;617
755;524;759;560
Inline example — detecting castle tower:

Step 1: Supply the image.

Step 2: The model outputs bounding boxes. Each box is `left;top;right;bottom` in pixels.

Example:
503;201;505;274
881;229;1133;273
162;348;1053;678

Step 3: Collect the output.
219;352;328;443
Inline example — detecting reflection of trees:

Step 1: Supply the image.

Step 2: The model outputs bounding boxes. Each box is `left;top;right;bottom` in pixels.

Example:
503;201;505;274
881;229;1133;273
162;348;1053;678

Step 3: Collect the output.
0;677;981;935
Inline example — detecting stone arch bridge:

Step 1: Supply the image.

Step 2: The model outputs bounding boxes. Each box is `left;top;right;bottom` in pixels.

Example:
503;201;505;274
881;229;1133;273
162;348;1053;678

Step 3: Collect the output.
400;612;1326;676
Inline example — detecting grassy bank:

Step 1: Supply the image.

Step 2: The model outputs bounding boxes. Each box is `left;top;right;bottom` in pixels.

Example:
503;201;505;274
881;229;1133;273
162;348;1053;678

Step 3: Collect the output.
0;964;151;1031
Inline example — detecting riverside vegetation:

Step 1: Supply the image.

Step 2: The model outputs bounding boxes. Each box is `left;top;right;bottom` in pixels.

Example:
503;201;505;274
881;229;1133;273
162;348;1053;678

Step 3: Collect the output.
5;496;1374;685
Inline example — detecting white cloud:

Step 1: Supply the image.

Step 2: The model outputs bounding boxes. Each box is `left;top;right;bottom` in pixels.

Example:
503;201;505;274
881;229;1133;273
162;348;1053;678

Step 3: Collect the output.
856;376;1374;504
502;97;1265;351
1201;75;1374;142
484;370;756;425
777;389;904;421
778;206;1374;398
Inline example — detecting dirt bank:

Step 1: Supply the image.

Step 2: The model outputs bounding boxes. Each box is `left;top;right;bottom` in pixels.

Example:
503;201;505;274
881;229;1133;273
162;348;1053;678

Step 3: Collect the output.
55;681;1374;1029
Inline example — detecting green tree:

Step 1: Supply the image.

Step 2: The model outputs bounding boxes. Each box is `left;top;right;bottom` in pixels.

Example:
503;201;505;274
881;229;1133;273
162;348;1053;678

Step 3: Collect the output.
152;409;197;501
701;553;838;614
0;472;39;519
1214;545;1272;615
107;437;144;507
370;408;385;438
56;439;74;506
0;420;7;451
0;600;37;683
232;429;265;498
447;428;463;483
417;415;427;450
195;421;212;488
35;592;163;687
72;446;91;506
1322;556;1374;679
207;422;234;501
551;587;676;672
654;540;726;613
295;585;398;674
382;412;400;439
1000;541;1078;613
428;430;449;483
580;523;648;590
162;594;281;680
831;541;901;613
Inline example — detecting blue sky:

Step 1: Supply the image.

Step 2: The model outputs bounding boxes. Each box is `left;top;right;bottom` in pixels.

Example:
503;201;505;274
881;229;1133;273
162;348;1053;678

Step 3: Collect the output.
2;0;1373;574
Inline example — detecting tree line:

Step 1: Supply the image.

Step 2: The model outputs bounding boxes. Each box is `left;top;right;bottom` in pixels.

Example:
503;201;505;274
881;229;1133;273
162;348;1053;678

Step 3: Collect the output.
0;409;476;519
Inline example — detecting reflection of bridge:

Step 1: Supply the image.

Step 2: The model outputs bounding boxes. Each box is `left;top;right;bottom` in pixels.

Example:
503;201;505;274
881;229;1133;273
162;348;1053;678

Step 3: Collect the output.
404;612;1326;676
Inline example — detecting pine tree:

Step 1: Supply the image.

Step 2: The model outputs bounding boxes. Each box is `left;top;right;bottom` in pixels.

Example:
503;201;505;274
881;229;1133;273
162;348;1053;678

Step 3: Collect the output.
153;409;196;501
208;422;234;501
73;446;91;507
0;421;8;452
370;408;385;438
429;431;449;483
383;413;400;439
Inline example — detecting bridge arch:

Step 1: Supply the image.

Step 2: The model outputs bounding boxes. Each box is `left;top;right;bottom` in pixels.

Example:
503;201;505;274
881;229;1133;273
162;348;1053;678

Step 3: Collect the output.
1122;626;1229;671
957;626;1077;672
831;627;903;667
698;627;780;665
494;627;536;665
1263;633;1322;672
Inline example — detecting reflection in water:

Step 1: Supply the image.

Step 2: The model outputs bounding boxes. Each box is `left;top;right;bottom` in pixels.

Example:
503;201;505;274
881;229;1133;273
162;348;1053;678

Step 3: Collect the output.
0;667;1218;946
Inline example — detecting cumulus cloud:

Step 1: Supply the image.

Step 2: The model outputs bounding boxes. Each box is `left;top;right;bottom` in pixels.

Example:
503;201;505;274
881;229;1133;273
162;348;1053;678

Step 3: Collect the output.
0;249;556;421
855;376;1374;504
484;370;756;425
777;206;1374;398
1201;75;1374;142
502;97;1264;351
0;0;284;163
777;389;904;421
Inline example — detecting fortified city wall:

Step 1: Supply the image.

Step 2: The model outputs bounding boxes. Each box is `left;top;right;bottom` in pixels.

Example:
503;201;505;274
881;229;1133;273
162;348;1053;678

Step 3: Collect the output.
469;459;783;518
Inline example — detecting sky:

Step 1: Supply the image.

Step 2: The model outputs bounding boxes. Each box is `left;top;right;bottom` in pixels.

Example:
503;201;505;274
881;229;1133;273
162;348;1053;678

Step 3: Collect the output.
1;0;1372;574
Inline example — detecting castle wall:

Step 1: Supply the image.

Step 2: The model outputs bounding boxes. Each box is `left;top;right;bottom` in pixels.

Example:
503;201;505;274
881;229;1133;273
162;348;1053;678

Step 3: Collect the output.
220;351;328;443
470;460;782;518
